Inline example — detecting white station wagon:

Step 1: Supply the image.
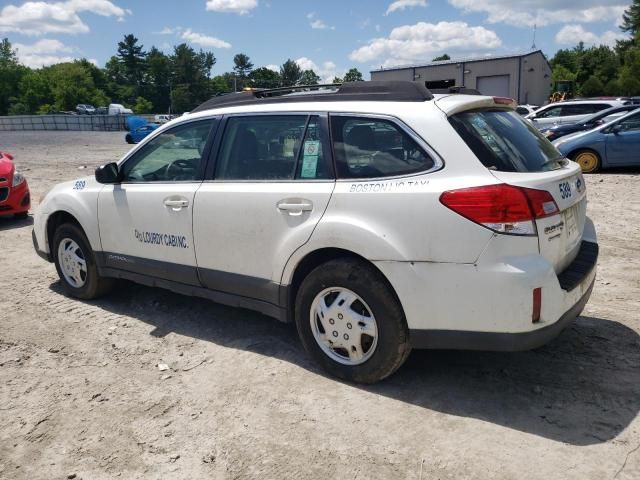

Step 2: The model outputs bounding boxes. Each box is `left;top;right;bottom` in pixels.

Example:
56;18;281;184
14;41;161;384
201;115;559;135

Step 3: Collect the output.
33;82;598;383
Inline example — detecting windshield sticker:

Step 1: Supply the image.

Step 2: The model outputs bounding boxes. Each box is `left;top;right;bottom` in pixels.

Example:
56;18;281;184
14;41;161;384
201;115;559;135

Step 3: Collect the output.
301;140;319;178
349;179;428;193
134;229;189;249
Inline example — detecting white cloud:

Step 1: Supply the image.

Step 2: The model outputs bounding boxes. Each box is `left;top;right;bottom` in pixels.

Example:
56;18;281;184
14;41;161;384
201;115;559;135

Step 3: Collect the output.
0;0;128;36
307;12;335;30
206;0;257;15
448;0;627;28
555;24;625;47
14;38;77;67
264;64;279;72
296;57;342;83
181;29;232;49
385;0;427;16
349;21;501;67
154;27;177;35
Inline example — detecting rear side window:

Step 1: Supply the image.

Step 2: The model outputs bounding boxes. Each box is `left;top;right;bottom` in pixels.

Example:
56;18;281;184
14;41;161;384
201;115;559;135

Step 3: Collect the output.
449;109;564;172
215;115;331;180
330;116;434;179
562;104;599;116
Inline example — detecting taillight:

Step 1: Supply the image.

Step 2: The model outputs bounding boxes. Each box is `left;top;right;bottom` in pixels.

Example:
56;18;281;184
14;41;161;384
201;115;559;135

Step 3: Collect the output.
439;184;559;236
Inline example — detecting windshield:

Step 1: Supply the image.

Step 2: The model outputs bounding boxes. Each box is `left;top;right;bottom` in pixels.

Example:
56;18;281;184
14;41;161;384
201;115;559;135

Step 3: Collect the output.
449;109;565;172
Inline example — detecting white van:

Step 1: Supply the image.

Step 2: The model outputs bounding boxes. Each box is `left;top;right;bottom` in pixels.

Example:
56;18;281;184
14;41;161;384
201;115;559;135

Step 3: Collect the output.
108;103;133;115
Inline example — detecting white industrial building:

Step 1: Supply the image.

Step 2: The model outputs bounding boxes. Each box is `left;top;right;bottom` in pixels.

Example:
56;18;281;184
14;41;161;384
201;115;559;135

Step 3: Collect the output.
370;50;552;106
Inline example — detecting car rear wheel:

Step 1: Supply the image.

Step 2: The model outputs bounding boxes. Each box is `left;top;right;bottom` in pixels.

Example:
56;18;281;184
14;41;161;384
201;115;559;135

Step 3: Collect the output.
295;258;411;384
572;149;601;173
53;223;114;300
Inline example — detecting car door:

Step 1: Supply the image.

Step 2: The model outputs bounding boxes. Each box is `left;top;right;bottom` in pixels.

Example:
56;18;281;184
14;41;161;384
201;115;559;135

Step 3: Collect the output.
98;118;217;285
605;111;640;166
193;113;335;306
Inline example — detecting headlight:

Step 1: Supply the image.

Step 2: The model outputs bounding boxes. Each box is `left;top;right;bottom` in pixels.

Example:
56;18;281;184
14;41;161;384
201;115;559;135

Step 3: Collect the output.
12;172;25;187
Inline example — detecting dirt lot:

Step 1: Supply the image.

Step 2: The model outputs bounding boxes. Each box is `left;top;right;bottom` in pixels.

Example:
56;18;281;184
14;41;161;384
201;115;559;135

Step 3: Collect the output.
0;131;639;479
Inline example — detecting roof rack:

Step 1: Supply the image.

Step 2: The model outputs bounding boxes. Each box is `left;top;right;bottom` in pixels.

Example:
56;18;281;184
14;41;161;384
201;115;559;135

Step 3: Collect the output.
192;81;434;112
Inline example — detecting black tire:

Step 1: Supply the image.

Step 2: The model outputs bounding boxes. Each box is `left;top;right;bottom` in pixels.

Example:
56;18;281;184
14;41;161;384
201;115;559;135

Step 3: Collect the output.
125;134;134;144
52;223;114;300
14;211;29;220
295;258;411;384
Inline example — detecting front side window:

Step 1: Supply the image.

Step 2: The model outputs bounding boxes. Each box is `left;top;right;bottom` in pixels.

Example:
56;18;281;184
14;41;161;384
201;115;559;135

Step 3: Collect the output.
122;120;213;182
330;116;435;179
215;115;331;180
615;111;640;132
536;106;562;118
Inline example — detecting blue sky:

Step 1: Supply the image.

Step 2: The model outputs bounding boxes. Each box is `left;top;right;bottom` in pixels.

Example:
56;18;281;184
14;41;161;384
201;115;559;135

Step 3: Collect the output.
0;0;632;80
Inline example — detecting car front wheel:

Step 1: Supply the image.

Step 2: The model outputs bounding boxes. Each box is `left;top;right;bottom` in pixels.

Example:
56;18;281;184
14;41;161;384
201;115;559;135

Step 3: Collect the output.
52;223;114;299
572;149;601;173
295;258;411;384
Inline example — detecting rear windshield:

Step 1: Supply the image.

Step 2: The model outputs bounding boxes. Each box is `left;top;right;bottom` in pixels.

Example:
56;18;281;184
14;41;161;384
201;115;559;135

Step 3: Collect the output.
449;109;565;172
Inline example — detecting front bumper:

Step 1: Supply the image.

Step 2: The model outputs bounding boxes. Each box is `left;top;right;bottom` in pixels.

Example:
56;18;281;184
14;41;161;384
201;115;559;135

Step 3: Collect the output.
32;229;52;262
0;180;30;216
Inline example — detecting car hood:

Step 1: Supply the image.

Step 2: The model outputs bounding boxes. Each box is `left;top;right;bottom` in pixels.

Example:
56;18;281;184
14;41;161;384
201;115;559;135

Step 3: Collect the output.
0;157;15;177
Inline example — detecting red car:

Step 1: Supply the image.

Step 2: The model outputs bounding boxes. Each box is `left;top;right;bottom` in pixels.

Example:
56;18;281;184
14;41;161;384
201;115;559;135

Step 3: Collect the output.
0;151;30;219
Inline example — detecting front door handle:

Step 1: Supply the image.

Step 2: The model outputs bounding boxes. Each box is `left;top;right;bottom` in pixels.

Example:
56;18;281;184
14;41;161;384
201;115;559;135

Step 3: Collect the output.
277;199;313;216
164;198;189;210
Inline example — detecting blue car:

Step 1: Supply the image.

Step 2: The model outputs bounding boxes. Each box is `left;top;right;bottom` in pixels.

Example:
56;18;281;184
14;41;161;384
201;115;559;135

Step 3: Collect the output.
125;123;160;144
553;108;640;173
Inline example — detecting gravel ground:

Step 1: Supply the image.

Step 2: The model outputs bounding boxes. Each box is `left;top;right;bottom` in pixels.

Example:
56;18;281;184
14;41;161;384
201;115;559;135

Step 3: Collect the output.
0;131;639;479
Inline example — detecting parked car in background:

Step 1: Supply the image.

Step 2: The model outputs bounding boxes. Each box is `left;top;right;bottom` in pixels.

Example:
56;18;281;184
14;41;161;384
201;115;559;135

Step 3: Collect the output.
154;114;173;124
125;123;160;144
95;106;108;115
76;104;96;115
553;108;640;172
541;105;640;141
526;100;625;129
0;151;30;219
108;103;133;115
516;104;539;116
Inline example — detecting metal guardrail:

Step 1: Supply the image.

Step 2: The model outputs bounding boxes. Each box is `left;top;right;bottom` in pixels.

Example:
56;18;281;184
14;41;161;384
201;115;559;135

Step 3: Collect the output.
0;114;132;132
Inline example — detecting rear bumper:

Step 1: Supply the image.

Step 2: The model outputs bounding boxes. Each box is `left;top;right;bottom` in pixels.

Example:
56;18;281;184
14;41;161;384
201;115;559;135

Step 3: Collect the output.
410;276;594;351
374;235;598;352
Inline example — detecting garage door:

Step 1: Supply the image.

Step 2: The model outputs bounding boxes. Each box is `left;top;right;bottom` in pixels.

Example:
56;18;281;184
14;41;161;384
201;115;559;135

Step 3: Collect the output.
476;75;510;97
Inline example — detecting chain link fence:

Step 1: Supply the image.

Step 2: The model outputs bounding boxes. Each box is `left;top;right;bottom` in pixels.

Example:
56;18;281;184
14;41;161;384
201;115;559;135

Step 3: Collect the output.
0;114;132;132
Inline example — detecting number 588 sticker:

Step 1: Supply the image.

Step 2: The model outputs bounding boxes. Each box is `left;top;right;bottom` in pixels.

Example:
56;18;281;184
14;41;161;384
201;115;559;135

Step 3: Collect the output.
559;181;572;199
73;180;87;190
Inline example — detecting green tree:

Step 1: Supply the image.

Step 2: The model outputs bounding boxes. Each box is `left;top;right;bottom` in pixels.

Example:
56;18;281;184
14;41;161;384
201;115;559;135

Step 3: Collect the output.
580;76;604;96
343;68;364;82
332;76;343;83
170;44;216;110
248;67;281;88
232;53;253;89
117;34;147;92
619;46;640;95
621;0;640;36
280;59;302;86
145;47;171;112
300;69;320;85
133;96;153;113
18;69;51;113
47;62;98;111
0;38;28;115
432;54;451;61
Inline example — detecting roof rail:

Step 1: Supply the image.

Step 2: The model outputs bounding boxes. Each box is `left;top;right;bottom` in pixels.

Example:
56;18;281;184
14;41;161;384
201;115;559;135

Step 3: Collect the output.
192;81;434;112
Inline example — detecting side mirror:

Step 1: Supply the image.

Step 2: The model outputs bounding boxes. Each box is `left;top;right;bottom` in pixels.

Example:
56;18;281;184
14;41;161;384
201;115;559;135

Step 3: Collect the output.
95;162;121;184
610;124;624;135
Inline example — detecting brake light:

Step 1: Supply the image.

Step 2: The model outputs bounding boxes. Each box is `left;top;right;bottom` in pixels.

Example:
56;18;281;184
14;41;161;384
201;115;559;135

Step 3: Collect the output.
439;184;559;235
493;96;514;105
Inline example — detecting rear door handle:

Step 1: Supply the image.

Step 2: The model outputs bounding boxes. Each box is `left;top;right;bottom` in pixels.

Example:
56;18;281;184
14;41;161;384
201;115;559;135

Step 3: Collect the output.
164;198;189;210
277;199;313;216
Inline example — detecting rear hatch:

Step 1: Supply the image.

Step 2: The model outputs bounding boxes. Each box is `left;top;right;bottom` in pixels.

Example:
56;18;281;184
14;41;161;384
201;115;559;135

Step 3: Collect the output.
443;101;587;273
